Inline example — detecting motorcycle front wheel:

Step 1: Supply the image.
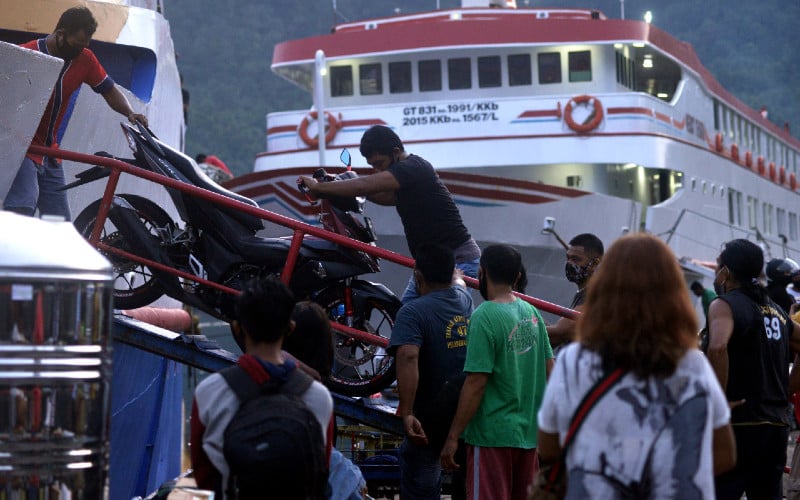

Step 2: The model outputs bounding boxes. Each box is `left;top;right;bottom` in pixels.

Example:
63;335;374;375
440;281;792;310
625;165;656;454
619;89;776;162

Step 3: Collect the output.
314;287;399;397
73;195;172;310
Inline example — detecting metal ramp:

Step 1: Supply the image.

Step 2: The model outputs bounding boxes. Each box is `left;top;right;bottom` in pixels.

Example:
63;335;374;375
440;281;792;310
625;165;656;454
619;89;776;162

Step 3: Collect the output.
112;313;404;436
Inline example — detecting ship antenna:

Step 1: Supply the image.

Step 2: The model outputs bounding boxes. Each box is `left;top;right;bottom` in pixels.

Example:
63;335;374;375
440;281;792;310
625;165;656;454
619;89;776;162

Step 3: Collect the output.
332;0;349;23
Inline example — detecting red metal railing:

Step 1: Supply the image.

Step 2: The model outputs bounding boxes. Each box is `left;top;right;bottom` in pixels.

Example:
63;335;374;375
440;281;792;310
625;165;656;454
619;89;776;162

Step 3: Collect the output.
30;144;579;345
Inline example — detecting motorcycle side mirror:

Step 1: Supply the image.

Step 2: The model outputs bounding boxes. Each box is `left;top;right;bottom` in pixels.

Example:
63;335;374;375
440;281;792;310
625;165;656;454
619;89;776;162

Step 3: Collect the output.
340;149;351;171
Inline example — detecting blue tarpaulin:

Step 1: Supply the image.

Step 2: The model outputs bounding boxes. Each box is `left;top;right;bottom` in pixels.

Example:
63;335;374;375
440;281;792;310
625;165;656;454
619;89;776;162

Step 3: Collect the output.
109;342;183;500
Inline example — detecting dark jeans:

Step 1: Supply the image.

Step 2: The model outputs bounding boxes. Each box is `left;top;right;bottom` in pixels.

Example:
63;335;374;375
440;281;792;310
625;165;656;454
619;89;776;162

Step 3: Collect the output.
4;156;71;221
715;424;789;500
399;438;465;500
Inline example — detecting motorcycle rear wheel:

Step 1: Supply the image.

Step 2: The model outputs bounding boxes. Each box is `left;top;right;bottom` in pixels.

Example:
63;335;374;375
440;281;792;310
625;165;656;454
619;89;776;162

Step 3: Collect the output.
315;289;398;397
74;195;172;310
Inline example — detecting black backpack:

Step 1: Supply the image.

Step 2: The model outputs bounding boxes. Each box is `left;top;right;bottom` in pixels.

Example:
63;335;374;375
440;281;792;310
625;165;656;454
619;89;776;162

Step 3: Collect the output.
220;365;328;500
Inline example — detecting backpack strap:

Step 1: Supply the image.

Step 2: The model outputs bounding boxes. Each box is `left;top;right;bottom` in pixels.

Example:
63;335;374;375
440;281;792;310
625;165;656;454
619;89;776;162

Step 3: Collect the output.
281;367;314;397
220;364;262;404
220;363;314;404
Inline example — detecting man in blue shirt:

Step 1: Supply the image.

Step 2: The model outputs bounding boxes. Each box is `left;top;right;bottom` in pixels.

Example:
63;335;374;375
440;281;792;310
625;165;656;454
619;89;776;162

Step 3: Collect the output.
389;243;474;499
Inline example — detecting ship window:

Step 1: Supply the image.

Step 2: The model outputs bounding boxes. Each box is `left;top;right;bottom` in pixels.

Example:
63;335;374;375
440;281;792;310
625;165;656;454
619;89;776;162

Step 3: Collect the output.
728;189;736;225
790;212;798;241
330;66;353;97
418;60;442;92
631;47;681;102
568;51;592;82
777;208;787;238
567;175;582;187
478;56;502;88
538;52;561;84
763;203;773;235
508;54;532;86
448;57;472;90
747;196;757;229
389;62;412;93
615;51;635;89
359;63;383;95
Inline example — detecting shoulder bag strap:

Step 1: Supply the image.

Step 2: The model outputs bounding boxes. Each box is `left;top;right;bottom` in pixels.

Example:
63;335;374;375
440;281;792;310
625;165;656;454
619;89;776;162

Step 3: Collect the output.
562;367;626;450
543;367;626;487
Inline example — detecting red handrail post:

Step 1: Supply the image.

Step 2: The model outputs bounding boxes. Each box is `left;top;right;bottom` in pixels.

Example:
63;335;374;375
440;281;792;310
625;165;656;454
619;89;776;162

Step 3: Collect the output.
89;169;121;245
281;229;306;285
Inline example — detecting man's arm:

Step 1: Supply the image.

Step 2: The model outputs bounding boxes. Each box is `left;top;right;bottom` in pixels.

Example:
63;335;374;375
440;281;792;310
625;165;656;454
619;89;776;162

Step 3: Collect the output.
300;170;400;204
190;398;221;490
713;423;737;475
789;320;800;354
440;372;489;469
546;317;576;348
395;344;428;445
536;430;561;466
707;298;734;390
366;190;398;206
102;85;148;126
545;357;555;379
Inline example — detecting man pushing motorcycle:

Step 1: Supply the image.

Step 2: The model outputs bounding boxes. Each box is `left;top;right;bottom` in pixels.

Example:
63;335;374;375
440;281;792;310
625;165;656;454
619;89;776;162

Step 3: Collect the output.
299;125;480;303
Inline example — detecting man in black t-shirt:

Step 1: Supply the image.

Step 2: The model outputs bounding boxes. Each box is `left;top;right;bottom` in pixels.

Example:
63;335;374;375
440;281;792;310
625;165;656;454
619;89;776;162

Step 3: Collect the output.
708;239;800;500
299;125;480;303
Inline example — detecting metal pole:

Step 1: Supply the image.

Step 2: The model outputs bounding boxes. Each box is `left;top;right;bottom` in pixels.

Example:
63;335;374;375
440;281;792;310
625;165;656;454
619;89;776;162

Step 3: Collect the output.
314;50;327;167
620;0;625;19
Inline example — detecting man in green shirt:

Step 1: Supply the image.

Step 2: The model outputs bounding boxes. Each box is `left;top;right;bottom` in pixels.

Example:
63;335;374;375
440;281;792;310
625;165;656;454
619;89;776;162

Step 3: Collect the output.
691;281;717;321
441;244;554;500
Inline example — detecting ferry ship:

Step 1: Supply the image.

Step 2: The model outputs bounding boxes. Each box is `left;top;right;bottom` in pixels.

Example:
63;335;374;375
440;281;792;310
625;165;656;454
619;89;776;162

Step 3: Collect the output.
228;0;800;307
0;0;185;218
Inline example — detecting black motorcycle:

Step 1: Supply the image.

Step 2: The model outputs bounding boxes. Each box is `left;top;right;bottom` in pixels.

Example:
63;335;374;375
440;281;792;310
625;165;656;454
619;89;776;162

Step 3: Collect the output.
66;121;399;397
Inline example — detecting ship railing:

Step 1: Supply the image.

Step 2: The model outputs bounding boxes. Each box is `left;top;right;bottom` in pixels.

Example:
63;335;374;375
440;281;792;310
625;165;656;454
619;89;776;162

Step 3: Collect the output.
660;207;800;260
29;144;580;345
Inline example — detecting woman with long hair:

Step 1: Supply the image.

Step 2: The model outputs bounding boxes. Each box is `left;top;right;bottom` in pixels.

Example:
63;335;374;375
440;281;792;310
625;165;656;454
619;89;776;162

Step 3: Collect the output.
536;233;735;498
708;238;800;499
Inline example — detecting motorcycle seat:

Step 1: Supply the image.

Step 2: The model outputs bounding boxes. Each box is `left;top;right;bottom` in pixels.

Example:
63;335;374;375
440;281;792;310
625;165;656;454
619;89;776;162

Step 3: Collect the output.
156;142;264;230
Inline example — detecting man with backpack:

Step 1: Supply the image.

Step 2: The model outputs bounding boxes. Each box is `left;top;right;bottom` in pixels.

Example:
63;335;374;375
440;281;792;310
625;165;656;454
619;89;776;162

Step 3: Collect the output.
190;278;333;499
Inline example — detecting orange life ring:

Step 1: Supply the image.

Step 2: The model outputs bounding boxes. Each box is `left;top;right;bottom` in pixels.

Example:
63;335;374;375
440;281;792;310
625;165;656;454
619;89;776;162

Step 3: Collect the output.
769;162;776;181
779;166;786;184
791;173;797;191
564;95;604;133
731;143;739;161
745;151;753;167
757;156;765;176
715;133;724;153
298;111;341;148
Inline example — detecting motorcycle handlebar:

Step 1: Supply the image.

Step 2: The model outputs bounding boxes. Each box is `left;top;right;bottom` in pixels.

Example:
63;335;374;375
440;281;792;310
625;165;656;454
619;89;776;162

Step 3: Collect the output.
296;169;364;213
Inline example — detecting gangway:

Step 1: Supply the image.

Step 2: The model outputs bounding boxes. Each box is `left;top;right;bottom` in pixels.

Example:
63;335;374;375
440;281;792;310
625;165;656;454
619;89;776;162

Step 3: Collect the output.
113;312;405;435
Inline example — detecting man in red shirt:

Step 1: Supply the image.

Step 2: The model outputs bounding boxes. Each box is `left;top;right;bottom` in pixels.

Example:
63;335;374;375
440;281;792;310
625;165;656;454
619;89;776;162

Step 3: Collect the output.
4;6;147;221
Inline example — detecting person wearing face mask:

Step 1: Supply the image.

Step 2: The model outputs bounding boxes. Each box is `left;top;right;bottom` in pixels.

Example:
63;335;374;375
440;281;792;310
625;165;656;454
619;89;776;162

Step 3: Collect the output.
440;244;554;500
546;233;604;353
5;7;148;221
707;239;800;500
298;125;481;303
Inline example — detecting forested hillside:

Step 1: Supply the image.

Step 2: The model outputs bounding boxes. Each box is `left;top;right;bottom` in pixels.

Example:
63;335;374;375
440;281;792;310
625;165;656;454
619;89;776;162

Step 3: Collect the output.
166;0;799;176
